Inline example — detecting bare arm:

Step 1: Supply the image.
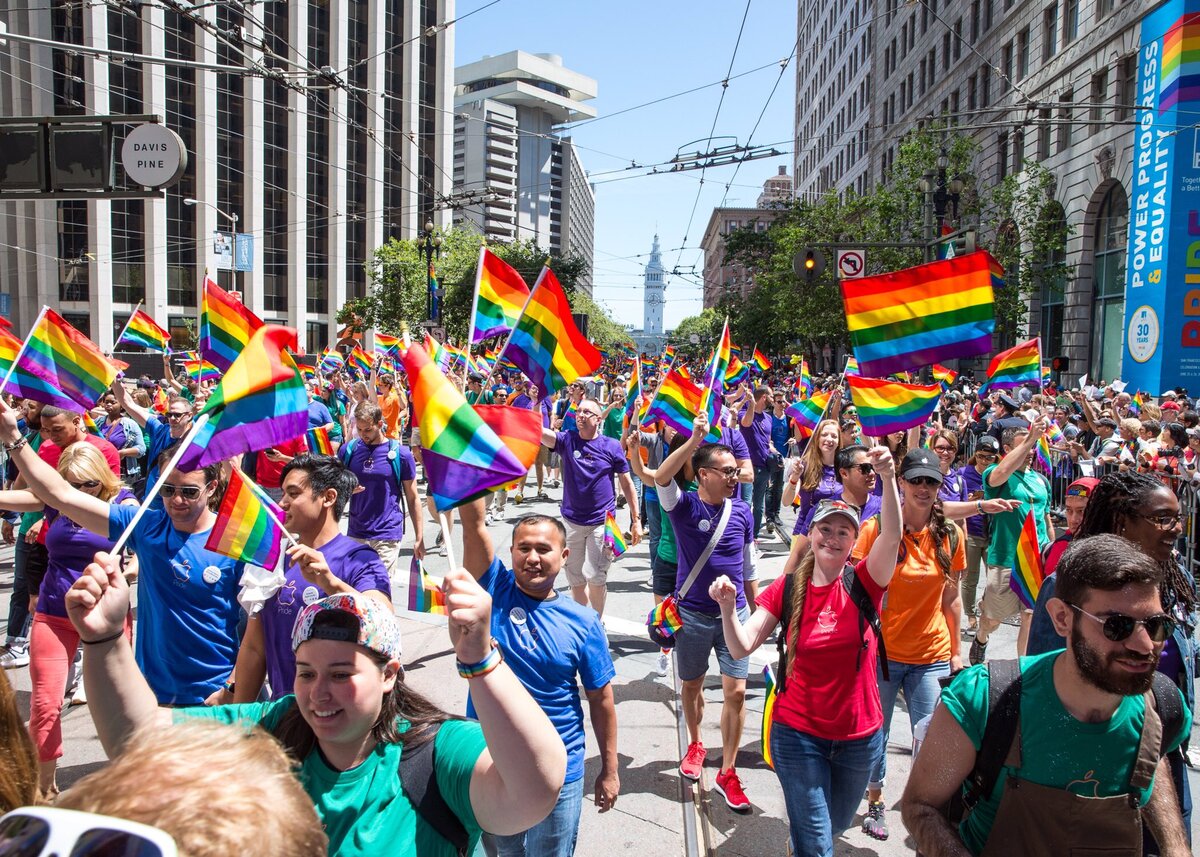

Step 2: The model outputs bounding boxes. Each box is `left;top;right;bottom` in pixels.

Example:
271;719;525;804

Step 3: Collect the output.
584;684;620;813
457;497;494;581
111;381;152;427
943;498;1019;520
657;415;706;487
899;705;977;857
1142;755;1190;856
402;478;425;560
711;576;779;659
941;580;963;670
864;448;901;588
0;489;45;514
617;472;641;544
230;617;268;704
286;544;392;607
541;428;557;449
987;420;1044;488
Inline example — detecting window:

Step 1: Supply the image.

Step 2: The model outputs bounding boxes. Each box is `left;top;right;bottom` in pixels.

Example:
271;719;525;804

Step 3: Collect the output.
1090;69;1109;130
1091;184;1128;383
1038;203;1068;361
1002;42;1014;91
984;0;993;31
1097;0;1115;18
970;1;980;42
1017;27;1030;79
1012;130;1025;174
1043;5;1058;60
944;33;952;70
950;89;960;123
920;58;927;95
981;65;991;107
967;73;978;109
1065;0;1079;42
1117;54;1136;121
1057;88;1073;152
1038;108;1052;159
954;18;963;60
998;132;1009;182
929;48;937;85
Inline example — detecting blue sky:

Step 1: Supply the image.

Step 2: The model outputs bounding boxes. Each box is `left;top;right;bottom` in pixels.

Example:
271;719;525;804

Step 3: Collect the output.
454;0;797;330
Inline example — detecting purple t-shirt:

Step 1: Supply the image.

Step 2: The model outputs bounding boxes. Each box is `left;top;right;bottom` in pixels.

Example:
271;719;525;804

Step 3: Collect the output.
344;440;416;540
259;533;391;698
793;464;842;535
540;398;554;428
739;408;773;466
663;488;754;613
721;426;750;461
511;394;533;411
938;469;968;505
799;491;882;536
958;464;987;538
39;489;136;618
556;431;629;526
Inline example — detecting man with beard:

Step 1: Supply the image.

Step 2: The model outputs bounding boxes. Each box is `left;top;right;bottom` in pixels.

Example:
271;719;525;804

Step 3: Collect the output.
901;534;1191;857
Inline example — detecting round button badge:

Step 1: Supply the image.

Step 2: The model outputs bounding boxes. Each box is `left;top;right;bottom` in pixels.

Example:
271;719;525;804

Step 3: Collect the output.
302;586;321;605
202;566;222;585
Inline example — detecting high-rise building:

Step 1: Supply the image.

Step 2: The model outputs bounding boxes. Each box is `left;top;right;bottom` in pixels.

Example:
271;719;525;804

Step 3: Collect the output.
0;0;454;352
700;169;792;308
452;51;597;294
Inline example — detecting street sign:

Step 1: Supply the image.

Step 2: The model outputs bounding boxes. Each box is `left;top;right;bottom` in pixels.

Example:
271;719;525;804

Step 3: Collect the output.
837;249;865;279
120;123;187;189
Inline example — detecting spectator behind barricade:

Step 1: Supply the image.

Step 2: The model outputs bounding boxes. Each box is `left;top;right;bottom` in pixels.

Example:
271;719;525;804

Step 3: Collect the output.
1152;424;1188;482
986;394;1029;443
52;721;328;857
0;670;38;812
1027;476;1099;657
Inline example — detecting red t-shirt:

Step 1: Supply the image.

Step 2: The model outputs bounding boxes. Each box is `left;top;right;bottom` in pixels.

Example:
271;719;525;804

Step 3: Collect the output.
255;436;308;489
756;558;885;741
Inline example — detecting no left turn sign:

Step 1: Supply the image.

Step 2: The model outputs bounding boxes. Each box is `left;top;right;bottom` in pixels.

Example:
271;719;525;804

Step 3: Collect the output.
837;249;865;279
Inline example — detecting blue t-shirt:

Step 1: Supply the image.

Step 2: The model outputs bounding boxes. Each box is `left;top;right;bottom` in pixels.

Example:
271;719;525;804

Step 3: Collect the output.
469;558;615;784
344;439;416;540
555;431;629;526
143;418;176;509
259;534;392;698
769;413;790;455
109;504;244;705
40;489;136;618
307;400;334;429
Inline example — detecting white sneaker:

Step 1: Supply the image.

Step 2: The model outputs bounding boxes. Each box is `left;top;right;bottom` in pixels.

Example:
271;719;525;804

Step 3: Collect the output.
656;651;670;677
0;648;29;669
485;512;495;526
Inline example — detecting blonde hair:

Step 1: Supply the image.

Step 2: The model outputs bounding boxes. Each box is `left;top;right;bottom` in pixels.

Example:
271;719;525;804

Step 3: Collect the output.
0;671;38;812
1119;417;1142;437
132;389;152;408
1141;403;1163;421
56;722;327;857
57;443;124;502
799;419;839;492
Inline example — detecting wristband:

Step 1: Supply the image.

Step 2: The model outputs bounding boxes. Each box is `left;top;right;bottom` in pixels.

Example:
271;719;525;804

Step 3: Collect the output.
81;630;124;646
223;679;236;694
976;500;983;514
789;479;799;485
457;641;503;679
2;436;28;453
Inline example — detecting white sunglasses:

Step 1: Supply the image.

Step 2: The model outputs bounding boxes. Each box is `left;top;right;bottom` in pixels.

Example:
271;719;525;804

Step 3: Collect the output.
0;807;177;857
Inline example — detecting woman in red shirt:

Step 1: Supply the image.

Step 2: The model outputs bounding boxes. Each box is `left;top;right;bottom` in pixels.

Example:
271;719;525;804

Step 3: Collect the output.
710;445;901;857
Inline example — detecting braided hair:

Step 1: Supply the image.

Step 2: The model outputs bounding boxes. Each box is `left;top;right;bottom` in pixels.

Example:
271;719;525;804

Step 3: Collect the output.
1075;470;1197;614
928;500;955;578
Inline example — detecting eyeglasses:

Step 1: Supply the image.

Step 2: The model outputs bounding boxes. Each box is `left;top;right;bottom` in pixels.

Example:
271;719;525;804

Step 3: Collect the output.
1137;512;1184;530
160;484;204;500
1067;603;1176;643
932;445;956;454
68;480;101;491
701;465;740;478
576;411;601;419
0;807;177;857
904;476;941;487
166;412;190;422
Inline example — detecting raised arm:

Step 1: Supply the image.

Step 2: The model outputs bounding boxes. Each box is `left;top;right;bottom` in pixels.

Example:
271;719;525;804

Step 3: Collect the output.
457;497;495;581
864;446;902;588
162;355;183;394
710;574;778;659
111;380;152;427
987;418;1045;488
656;414;706;487
0;489;45;514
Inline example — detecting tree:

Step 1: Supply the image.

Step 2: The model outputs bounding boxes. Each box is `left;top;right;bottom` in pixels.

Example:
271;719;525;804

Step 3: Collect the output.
668;308;725;358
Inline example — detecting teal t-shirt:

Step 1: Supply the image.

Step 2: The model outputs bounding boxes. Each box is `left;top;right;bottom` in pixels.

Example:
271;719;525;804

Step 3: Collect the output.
940;652;1191;855
178;696;487;857
981;464;1050;567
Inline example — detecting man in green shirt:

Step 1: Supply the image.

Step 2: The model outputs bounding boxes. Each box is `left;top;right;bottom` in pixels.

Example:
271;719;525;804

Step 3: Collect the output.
466;373;494;406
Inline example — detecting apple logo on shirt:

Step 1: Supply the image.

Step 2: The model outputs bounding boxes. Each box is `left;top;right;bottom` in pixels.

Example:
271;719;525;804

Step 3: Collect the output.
816;604;838;634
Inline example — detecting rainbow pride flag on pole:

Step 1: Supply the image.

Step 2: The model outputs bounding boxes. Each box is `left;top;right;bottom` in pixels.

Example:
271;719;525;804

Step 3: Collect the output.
374;332;402;355
797;358;813;396
1009;510;1045;609
205;466;287;568
644;368;705;435
4;308;126;411
176;325;309;472
470;246;530;343
183;359;221;384
319;347;343;375
407;556;447;615
116;308;171;353
604;511;628;558
846;375;943;437
307;426;335;456
622;357;642;425
762;664;778;769
786;389;832;437
200;277;264;372
0;323;96;411
932;363;958;389
646;597;683;639
978;337;1041;396
841;251;1000;377
346;345;373;379
504;266;601;396
751;348;771;372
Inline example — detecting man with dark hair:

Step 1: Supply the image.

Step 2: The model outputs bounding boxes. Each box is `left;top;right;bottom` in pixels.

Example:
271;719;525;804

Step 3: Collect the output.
110;384;194;506
226;454;391;702
739;385;777;540
902;534;1191;856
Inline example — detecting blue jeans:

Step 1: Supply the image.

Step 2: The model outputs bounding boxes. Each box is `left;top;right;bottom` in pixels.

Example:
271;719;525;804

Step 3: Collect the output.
5;537;32;649
644;494;661;567
490;776;584;857
771;723;884;857
751;466;771;537
869;659;950;788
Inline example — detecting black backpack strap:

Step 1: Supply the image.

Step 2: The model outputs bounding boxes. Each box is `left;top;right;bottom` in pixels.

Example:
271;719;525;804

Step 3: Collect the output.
841;565;889;681
776;573;794;695
961;659;1023;813
399;725;469;856
1150;671;1185;759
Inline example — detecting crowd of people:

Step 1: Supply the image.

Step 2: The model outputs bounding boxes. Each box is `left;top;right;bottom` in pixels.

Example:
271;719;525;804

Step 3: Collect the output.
0;345;1196;857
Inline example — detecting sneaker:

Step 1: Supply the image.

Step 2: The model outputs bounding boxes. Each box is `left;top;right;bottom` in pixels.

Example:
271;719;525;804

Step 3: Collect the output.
550;478;561;489
616;496;626;509
435;531;444;548
536;491;551;501
714;768;751;812
969;637;988;666
67;682;87;706
862;800;889;840
679;741;706;780
485;512;495;526
0;648;29;669
656;651;669;677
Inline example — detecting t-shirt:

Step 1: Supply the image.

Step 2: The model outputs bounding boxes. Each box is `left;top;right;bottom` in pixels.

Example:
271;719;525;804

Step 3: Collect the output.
769;412;790;455
511;393;533;411
322;394;346;441
38;489;136;618
109;504;244;704
659;480;754;613
178;697;487;857
958;465;987;539
345;440;416;540
307;399;334;429
720;426;750;462
799;492;881;536
940;652;1192;855
539;398;554;429
256;436;308;490
471;558;615;784
756;559;885;740
739;408;773;466
793;464;841;535
380;390;402;439
143;418;177;511
852;515;965;665
983;464;1050;567
938;469;968;505
39;433;121;476
555;431;629;526
601;408;624;439
259;534;391;698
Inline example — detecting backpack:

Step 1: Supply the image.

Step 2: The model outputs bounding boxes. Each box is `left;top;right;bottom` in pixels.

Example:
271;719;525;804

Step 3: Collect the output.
339;438;406;487
775;563;889;694
944;659;1186;826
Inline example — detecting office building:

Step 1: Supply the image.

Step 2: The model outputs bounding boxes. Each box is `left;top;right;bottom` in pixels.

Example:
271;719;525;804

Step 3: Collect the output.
700;168;792;308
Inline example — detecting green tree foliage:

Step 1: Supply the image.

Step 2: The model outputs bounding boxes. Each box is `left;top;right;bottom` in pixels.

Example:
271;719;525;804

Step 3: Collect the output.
668;308;725;358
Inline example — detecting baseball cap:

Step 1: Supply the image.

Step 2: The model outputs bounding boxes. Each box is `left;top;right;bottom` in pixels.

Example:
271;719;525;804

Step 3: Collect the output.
1161;390;1177;398
291;593;402;661
901;448;943;483
811;499;861;532
997;394;1020;411
975;436;1001;455
1066;477;1100;498
467;372;484;383
1096;417;1119;428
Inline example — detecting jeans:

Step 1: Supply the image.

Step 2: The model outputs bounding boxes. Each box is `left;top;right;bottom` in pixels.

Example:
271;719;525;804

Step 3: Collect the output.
751;466;772;537
766;459;786;524
771;723;884;857
869;659;951;788
644;494;662;567
5;537;32;649
488;776;584;857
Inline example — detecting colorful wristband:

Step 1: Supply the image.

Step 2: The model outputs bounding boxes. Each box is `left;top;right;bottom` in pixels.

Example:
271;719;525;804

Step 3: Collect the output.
457;642;503;679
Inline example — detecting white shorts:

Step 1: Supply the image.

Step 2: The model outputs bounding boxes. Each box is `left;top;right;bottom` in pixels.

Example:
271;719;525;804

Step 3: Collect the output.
562;520;613;588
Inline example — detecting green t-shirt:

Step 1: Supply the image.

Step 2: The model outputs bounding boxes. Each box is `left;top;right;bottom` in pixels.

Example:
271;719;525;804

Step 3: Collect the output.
656;480;696;565
466;390;494;406
981;464;1050;567
178;696;487;857
602;408;624;439
940;652;1191;855
322;394;346;441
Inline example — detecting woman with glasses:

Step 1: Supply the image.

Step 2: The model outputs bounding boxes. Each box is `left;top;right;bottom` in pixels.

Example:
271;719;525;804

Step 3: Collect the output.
0;444;136;798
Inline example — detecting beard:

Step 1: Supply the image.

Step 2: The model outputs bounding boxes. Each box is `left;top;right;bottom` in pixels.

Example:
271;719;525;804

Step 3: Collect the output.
1070;629;1159;696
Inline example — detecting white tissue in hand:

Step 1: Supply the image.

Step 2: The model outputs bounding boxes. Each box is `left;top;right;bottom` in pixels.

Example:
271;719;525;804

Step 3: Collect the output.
238;565;285;616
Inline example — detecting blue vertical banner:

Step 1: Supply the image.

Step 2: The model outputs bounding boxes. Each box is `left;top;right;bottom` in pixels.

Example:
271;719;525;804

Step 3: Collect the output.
234;234;254;272
1124;1;1200;392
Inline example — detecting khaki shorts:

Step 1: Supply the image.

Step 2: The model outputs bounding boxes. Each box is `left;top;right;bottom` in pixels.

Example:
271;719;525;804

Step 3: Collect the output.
979;563;1021;621
354;538;402;579
562;519;613;588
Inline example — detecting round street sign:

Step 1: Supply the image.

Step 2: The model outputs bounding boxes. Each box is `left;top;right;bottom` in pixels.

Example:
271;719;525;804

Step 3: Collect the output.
121;124;188;189
837;249;865;279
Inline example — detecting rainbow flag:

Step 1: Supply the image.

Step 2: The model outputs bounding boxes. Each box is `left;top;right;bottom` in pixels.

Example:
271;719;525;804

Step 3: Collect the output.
560;399;578;432
752;348;771;372
844;356;860;376
176;326;309;472
0;326;84;410
932;363;958;389
699;320;732;439
1046;422;1067;446
1041;364;1052;381
797;359;813;396
640;355;656;378
400;338;542;511
182;359;221;384
7;309;127;411
1034;435;1053;472
604;511;628;558
205;466;286;569
644;368;705;435
297;363;317;383
152;386;169;414
200;277;264;372
177;350;200;363
319;347;343;375
978;337;1041;396
117;309;171;353
846;375;943;437
1009;509;1045;609
646;597;683;638
407;556;447;615
841;251;1000;377
471;246;531;343
676;365;692;382
307;425;334;456
374;332;402;355
762;664;778;769
622;357;642;425
662;344;677;365
346;345;373;379
786;390;832;437
725;355;750;386
505;267;601;396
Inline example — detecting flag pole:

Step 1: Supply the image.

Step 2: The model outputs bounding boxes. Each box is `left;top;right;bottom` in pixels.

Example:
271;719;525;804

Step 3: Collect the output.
438;510;457;572
481;263;545;393
113;301;143;351
0;305;48;398
462;243;486;385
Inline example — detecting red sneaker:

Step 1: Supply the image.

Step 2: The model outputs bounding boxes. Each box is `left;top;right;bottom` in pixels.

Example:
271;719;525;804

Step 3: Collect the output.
714;767;751;812
679;741;706;780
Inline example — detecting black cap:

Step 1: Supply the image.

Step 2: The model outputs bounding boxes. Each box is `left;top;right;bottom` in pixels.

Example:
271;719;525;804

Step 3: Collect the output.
997;394;1020;411
1096;417;1118;429
901;448;943;483
975;436;1001;455
467;372;484;383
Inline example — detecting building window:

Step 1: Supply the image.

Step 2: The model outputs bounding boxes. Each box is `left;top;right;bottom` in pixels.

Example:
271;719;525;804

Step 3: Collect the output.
1090;69;1109;130
1038;203;1068;360
1057;88;1073;152
943;33;952;71
1097;0;1115;18
954;18;963;60
1002;42;1014;91
970;1;980;42
1091;184;1127;383
998;132;1009;182
984;0;993;31
1117;54;1136;121
1012;130;1025;174
1017;27;1030;79
967;74;978;109
1038;108;1052;159
1065;0;1079;42
981;65;991;107
1043;5;1058;60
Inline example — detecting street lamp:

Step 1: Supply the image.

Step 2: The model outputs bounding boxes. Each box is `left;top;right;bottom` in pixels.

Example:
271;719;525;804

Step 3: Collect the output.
917;147;964;262
184;197;240;288
421;218;444;326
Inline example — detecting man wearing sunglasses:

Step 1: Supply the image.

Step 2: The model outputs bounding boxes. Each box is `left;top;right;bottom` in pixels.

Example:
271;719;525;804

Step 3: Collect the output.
903;534;1192;856
109;384;193;508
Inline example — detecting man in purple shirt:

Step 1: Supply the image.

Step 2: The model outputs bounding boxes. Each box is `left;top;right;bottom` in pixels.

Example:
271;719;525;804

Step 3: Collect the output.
739;385;777;539
541;398;641;616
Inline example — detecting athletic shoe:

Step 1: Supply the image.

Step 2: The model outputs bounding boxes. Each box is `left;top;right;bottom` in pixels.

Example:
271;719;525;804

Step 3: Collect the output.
435;531;445;548
714;768;751;812
485;512;495;526
969;637;988;666
656;651;669;677
616;496;627;509
67;682;87;706
0;648;29;669
536;492;551;501
679;742;706;780
550;479;561;489
862;800;889;839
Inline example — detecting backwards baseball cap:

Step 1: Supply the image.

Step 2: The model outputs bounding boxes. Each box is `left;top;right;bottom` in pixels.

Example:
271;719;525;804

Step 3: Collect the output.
1096;416;1119;429
811;498;861;532
1066;477;1100;498
901;448;944;483
291;593;402;661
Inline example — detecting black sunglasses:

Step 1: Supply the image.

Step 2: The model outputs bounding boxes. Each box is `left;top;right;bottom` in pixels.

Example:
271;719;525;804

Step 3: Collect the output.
68;480;101;491
905;476;941;487
160;484;204;500
1068;603;1176;643
849;463;875;475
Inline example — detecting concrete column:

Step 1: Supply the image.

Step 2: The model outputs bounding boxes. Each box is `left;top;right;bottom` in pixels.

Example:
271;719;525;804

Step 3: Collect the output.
364;0;386;254
287;0;309;331
84;1;114;347
142;4;170;333
328;0;349;336
242;13;266;318
194;8;219;288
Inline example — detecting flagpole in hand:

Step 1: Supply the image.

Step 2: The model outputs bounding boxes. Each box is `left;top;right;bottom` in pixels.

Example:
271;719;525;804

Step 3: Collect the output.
0;305;49;396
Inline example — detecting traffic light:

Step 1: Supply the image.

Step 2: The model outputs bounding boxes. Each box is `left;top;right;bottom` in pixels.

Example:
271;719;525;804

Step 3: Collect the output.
793;248;825;281
1051;355;1069;372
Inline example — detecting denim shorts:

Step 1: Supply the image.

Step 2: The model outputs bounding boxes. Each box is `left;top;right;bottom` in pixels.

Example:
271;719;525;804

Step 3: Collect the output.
651;555;676;598
675;604;750;682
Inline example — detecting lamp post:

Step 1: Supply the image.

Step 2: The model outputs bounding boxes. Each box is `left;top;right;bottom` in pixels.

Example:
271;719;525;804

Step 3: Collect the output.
917;148;964;263
184;197;240;289
421;218;444;326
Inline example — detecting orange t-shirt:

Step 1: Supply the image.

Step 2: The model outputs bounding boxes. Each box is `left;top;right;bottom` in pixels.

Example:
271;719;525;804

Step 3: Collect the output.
379;390;401;439
851;515;965;665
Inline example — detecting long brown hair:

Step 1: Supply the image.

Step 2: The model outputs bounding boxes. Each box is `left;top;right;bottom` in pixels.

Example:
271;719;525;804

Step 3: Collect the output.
0;671;38;812
799;419;839;492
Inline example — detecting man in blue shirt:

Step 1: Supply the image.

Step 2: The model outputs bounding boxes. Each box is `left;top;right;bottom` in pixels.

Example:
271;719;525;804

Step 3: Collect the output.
460;495;618;856
110;382;194;507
